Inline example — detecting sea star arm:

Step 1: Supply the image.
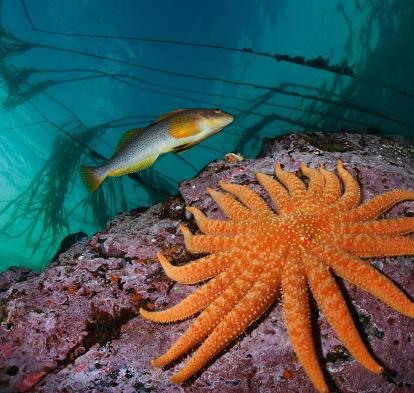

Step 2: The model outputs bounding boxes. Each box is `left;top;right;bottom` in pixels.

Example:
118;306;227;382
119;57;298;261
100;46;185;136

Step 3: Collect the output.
186;206;254;235
275;163;306;198
282;249;328;393
342;217;414;236
335;161;360;209
342;189;414;222
140;254;247;323
180;225;237;253
140;276;224;323
151;264;263;368
300;164;325;201
312;246;414;317
169;268;281;383
335;234;414;257
207;187;252;220
156;252;240;284
219;181;273;216
319;165;341;204
304;253;383;374
256;171;291;213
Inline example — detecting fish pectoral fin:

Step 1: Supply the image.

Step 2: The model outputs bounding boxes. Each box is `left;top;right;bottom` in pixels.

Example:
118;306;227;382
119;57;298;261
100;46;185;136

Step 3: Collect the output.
109;154;159;177
172;133;210;153
151;109;187;125
168;116;201;139
114;128;144;154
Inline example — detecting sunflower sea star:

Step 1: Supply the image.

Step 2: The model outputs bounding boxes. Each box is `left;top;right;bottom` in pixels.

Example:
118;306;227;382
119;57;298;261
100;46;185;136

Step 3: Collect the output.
140;161;414;392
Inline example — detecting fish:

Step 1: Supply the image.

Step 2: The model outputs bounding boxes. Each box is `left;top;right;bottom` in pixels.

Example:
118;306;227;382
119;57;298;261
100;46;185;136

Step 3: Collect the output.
80;108;234;192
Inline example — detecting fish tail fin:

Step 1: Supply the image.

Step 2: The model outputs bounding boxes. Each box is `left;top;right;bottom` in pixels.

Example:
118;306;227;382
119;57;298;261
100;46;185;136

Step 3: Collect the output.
80;165;106;192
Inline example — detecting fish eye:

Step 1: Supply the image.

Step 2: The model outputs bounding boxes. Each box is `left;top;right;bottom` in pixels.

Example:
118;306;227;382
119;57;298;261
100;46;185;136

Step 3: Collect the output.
214;109;221;114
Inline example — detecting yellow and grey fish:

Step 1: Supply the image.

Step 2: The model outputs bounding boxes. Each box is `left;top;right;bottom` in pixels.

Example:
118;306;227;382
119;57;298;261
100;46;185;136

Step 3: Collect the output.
80;108;234;192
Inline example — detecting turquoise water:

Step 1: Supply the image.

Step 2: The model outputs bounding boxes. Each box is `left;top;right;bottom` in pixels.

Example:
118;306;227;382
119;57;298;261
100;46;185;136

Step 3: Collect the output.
0;0;413;271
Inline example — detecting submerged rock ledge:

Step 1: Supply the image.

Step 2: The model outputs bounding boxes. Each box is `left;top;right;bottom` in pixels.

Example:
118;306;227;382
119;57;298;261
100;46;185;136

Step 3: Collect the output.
0;132;413;393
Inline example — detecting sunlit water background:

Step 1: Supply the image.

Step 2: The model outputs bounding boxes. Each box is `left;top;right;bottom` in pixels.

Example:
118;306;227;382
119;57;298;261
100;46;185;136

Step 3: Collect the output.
0;0;413;271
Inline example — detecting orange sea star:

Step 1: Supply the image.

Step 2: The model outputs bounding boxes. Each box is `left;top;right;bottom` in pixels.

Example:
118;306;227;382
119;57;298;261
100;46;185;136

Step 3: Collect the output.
140;161;414;392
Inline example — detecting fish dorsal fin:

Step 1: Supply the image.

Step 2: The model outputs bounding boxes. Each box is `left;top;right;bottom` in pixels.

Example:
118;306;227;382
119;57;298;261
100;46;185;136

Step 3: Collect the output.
115;128;143;153
151;109;187;125
168;114;201;139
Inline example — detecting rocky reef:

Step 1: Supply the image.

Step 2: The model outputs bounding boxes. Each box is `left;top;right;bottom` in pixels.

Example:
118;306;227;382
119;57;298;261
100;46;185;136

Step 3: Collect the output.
0;132;413;393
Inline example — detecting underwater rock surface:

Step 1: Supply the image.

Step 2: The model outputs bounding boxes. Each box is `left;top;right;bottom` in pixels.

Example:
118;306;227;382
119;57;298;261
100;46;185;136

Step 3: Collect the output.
0;131;413;393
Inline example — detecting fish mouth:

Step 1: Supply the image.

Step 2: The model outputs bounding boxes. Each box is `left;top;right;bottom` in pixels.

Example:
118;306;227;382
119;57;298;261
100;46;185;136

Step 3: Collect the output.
218;112;234;127
202;110;234;133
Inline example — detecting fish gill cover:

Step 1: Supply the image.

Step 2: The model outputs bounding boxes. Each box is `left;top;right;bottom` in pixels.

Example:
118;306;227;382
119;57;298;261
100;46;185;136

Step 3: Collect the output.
0;0;413;271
